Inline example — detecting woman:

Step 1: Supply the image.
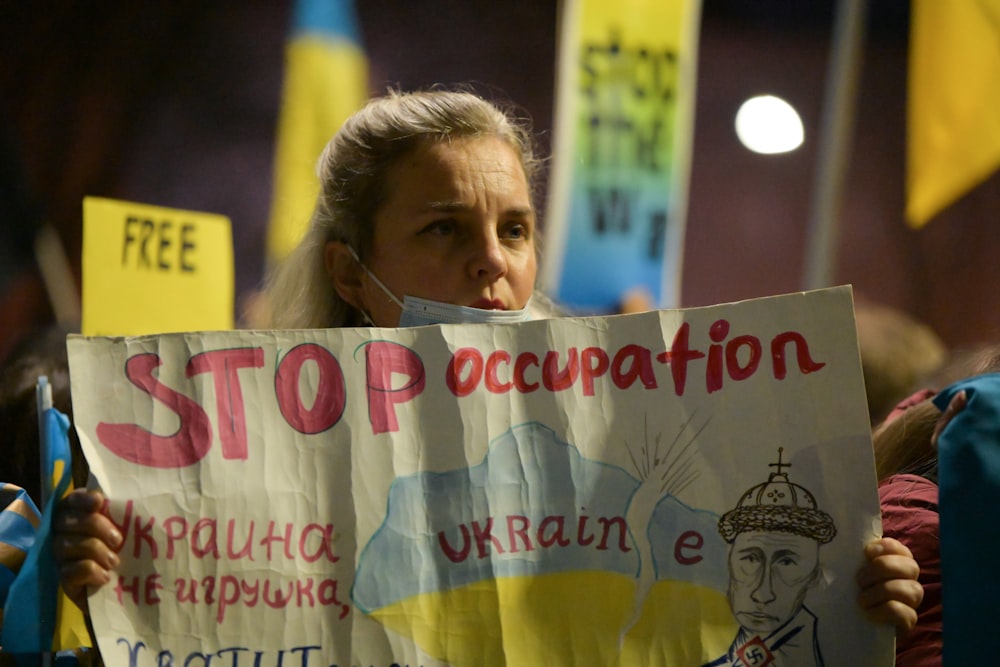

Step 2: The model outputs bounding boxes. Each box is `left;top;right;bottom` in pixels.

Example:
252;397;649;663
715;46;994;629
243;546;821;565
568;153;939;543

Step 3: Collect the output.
55;88;922;642
872;345;1000;666
873;396;944;667
263;87;558;330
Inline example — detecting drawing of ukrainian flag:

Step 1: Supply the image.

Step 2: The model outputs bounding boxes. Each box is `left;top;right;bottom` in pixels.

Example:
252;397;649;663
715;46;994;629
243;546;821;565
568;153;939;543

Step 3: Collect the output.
267;0;368;265
543;0;702;313
1;380;90;653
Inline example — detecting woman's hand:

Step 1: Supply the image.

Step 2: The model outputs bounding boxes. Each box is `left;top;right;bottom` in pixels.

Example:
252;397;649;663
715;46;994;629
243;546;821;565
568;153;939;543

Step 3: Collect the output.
857;537;924;637
932;389;967;448
53;488;123;611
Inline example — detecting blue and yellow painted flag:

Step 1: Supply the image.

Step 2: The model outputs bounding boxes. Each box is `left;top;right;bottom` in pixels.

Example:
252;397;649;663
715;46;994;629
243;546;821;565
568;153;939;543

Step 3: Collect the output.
2;378;90;653
266;0;368;265
907;0;1000;227
542;0;702;313
0;483;41;634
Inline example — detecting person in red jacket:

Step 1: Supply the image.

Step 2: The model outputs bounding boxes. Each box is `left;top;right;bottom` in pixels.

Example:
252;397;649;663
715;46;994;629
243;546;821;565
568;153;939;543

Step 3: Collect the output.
872;345;1000;667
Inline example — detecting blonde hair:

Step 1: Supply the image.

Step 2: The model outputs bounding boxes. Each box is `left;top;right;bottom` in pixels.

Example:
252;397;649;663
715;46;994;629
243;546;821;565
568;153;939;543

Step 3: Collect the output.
262;89;541;329
872;343;1000;480
872;398;940;481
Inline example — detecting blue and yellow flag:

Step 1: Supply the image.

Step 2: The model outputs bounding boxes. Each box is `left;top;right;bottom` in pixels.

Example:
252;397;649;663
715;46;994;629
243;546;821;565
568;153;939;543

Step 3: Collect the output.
266;0;368;265
1;379;90;653
907;0;1000;227
542;0;702;312
0;483;41;634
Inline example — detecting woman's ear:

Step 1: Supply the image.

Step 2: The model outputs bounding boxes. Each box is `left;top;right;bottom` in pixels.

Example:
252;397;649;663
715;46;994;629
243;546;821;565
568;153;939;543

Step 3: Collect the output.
324;241;365;311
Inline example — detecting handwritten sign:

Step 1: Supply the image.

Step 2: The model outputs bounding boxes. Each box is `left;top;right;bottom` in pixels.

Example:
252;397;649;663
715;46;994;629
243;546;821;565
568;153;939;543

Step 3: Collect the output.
68;287;893;666
82;197;234;336
543;0;701;312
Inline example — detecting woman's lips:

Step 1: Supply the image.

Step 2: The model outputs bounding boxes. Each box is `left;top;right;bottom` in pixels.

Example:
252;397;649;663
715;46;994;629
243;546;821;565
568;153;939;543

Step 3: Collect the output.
471;298;506;310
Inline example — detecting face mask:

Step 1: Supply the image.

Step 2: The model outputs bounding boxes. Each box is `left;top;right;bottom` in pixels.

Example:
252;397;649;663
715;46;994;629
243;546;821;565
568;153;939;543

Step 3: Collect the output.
348;247;533;327
397;295;532;327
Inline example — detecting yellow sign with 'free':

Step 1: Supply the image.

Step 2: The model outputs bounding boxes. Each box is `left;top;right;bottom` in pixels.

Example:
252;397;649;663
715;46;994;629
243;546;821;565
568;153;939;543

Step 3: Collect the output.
82;197;234;336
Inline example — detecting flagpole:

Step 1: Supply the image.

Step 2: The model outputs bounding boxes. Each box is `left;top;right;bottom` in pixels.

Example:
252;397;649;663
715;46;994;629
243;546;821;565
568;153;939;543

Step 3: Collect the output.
36;376;54;664
36;376;53;508
803;0;868;290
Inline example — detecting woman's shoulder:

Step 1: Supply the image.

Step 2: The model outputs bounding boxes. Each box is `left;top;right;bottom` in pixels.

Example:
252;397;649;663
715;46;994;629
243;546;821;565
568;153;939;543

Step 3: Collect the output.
879;474;938;538
879;473;938;498
880;474;942;667
879;474;938;554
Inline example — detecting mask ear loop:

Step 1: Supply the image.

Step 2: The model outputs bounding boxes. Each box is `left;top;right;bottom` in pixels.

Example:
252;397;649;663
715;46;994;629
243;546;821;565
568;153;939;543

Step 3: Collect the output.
346;246;403;325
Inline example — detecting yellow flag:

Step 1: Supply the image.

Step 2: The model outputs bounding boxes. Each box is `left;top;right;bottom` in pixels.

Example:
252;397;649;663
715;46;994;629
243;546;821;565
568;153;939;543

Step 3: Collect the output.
51;447;90;650
49;433;91;650
266;0;368;265
52;588;91;650
907;0;1000;227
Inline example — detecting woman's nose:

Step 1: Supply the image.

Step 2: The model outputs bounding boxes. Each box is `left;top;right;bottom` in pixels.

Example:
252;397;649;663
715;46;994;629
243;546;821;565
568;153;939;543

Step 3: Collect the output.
468;229;507;281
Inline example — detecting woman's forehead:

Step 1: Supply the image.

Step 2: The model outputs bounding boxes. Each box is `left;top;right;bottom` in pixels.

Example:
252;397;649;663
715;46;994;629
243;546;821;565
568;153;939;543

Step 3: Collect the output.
395;135;524;172
381;136;532;209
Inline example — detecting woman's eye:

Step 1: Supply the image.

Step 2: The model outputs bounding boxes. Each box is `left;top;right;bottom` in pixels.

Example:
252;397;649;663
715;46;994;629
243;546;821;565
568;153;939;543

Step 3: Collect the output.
422;219;456;236
503;223;529;240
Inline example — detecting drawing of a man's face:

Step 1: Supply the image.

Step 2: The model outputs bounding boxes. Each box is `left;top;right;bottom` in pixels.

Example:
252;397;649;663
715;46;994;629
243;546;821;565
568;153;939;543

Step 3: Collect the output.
727;531;820;634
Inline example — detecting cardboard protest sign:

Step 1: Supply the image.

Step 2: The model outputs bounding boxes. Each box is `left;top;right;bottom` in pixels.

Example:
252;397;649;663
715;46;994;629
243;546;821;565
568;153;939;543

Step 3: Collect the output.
82;197;234;336
542;0;701;312
67;286;893;666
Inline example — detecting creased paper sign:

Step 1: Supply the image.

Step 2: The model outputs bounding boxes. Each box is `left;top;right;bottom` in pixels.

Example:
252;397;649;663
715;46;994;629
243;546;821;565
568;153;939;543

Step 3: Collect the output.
67;287;893;667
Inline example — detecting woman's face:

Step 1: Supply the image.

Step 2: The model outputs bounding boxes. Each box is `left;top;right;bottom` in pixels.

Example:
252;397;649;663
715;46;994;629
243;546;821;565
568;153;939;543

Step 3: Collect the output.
353;136;537;327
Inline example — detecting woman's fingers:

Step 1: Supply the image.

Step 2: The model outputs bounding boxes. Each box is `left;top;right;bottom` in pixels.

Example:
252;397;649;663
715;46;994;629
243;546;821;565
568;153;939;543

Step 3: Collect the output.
54;488;123;610
858;574;925;612
53;533;121;571
857;537;924;637
59;558;112;612
54;489;122;546
60;487;105;511
932;389;967;448
860;598;920;637
858;538;920;587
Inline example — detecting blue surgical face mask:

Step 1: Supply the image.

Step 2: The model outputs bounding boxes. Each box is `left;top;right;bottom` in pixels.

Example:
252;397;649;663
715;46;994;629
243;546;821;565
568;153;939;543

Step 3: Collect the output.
347;247;532;327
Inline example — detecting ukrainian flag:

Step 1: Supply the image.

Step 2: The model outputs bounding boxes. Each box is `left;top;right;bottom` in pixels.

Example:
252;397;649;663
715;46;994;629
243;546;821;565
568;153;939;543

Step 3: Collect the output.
907;0;1000;227
1;380;90;654
0;483;41;635
266;0;368;265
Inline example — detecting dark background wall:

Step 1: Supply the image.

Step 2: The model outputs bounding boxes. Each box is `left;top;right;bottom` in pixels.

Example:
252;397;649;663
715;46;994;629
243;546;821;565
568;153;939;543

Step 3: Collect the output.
1;1;998;362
